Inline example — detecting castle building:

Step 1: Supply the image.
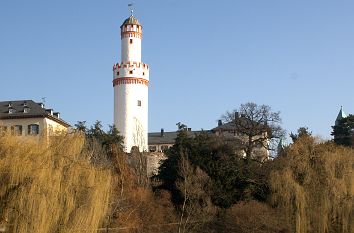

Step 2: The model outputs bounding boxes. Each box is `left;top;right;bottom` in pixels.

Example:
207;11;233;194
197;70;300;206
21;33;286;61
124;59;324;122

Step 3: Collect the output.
0;100;70;136
113;12;149;152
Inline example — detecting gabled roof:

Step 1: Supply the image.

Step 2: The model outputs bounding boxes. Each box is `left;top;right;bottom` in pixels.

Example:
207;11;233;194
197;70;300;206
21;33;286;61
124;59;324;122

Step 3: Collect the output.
0;100;70;127
335;106;347;126
211;121;238;131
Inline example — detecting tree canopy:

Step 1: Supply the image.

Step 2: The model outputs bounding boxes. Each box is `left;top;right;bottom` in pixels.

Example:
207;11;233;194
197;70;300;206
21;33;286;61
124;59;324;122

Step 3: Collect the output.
290;126;312;143
331;115;354;147
155;129;270;208
74;120;124;152
222;102;285;159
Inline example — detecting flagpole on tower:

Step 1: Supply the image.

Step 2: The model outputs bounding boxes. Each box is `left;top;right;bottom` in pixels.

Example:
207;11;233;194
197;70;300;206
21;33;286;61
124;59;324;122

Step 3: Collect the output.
128;3;134;16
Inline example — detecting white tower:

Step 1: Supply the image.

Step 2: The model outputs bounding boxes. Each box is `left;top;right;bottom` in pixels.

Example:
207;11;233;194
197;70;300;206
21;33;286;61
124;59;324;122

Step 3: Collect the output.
113;13;149;152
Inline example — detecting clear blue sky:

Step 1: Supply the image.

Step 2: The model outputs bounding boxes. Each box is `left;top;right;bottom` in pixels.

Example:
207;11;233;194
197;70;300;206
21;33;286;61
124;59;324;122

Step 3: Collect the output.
1;0;353;140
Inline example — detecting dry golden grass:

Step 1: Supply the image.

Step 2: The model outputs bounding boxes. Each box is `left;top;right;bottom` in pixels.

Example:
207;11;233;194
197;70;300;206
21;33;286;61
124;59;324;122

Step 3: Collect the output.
0;133;112;233
270;137;354;233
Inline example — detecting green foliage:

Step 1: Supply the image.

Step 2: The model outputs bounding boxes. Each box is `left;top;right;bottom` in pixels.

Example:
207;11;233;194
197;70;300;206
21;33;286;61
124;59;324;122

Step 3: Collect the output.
290;126;312;143
332;114;354;147
155;130;270;208
74;120;124;151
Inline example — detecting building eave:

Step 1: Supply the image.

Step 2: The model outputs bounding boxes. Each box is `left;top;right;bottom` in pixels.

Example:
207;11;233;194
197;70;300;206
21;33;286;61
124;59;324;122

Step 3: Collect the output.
0;114;71;128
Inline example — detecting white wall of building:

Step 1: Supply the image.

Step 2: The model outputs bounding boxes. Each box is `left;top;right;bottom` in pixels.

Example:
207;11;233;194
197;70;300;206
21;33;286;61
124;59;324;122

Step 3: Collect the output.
121;37;141;62
114;83;148;152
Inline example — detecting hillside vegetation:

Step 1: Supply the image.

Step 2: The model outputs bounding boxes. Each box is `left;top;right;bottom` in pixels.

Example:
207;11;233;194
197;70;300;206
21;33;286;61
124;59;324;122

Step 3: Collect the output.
0;131;353;233
0;134;111;233
270;136;354;233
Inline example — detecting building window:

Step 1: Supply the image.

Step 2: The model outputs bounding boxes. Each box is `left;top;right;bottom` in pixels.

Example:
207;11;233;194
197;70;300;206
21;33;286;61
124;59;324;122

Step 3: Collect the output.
149;146;157;152
130;39;133;44
137;100;141;106
24;107;30;113
11;125;22;136
129;70;133;74
8;108;15;114
28;124;39;135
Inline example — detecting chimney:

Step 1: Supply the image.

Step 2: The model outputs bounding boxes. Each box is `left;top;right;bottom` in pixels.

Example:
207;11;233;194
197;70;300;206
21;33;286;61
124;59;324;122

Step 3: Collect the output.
161;128;164;137
38;102;44;108
45;109;53;115
235;112;239;119
53;112;60;119
218;120;222;126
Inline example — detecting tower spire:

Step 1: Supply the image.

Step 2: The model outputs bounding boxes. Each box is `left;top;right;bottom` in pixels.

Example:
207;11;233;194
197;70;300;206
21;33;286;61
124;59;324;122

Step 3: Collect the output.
335;106;347;126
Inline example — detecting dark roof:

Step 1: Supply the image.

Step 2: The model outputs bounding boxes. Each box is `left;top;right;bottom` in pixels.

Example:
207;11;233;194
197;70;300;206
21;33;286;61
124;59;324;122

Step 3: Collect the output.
121;15;141;28
211;118;269;133
0;100;71;127
148;131;179;145
211;122;239;131
148;130;209;145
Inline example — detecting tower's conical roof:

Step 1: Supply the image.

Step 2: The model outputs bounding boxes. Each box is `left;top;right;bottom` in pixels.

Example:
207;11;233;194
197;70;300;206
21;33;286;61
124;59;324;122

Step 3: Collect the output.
335;106;347;125
121;15;141;28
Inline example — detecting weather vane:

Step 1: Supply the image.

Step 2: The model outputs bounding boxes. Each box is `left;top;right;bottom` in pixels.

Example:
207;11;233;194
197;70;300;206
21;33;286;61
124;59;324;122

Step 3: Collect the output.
128;3;134;16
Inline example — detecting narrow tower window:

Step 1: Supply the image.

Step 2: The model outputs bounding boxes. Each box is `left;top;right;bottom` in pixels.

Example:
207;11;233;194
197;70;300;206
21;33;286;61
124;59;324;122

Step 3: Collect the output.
130;39;133;44
137;100;142;107
129;70;133;74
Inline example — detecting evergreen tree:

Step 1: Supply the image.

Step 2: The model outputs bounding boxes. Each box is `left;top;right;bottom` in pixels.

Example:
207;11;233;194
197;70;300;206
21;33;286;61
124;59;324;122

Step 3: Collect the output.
290;127;312;143
331;115;354;147
155;129;270;208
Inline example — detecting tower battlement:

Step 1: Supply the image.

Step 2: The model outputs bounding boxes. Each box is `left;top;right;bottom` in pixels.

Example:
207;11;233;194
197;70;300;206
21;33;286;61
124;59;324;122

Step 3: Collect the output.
113;62;149;70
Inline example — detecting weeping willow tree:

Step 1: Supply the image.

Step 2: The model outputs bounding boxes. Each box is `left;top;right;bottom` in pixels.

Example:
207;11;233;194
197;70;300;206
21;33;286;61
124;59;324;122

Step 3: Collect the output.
0;133;112;233
270;136;354;233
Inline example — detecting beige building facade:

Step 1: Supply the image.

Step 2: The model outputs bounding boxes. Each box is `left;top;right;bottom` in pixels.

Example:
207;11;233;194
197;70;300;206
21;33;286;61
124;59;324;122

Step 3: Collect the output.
0;100;70;137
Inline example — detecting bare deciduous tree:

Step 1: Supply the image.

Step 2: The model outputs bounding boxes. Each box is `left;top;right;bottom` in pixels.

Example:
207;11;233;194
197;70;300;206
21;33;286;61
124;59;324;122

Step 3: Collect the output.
222;102;285;160
177;152;216;233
